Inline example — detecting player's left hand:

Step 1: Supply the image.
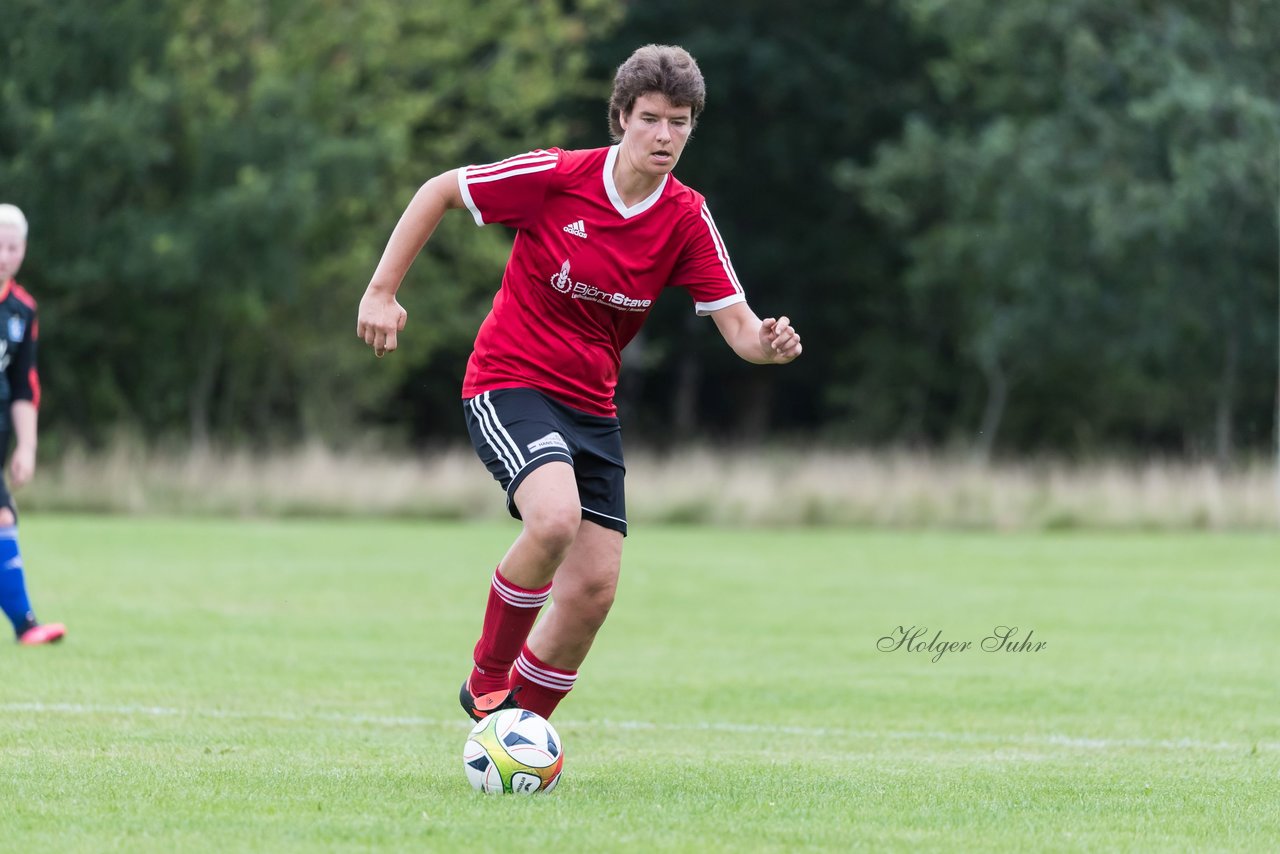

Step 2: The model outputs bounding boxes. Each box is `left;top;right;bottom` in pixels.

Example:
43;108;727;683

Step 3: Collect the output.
8;445;35;489
760;316;802;364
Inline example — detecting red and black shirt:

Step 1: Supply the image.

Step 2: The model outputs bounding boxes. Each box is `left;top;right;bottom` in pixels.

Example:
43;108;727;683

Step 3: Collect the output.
0;279;40;433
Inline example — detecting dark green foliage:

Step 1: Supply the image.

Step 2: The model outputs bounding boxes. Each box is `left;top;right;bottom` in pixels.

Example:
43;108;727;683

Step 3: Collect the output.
1;0;1275;459
858;0;1280;458
1;0;620;447
565;0;934;445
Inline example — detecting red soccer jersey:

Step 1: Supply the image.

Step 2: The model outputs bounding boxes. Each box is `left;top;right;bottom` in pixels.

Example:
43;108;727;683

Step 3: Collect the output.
458;146;746;416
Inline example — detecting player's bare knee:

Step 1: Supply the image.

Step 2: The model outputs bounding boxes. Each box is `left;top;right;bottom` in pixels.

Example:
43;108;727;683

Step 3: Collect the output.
0;507;14;526
523;503;582;557
572;580;617;630
586;587;616;627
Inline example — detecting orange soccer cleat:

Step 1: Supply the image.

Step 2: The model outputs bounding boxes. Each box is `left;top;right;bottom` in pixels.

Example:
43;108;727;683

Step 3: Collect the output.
459;679;521;723
18;622;66;645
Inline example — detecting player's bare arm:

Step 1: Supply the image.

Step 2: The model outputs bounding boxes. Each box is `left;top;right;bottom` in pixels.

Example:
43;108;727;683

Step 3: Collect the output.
8;400;37;488
710;301;802;365
357;169;465;357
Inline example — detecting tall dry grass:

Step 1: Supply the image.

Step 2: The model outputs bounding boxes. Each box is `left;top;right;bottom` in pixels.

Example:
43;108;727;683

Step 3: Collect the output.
19;441;1280;530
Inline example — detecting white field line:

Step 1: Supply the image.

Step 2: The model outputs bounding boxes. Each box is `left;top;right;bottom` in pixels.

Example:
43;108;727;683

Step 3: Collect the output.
2;702;1274;755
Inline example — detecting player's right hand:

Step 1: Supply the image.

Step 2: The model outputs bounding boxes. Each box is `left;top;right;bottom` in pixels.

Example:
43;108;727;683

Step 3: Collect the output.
8;445;35;489
357;288;408;358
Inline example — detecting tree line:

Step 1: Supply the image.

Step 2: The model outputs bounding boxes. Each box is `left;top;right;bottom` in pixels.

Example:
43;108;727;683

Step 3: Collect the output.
2;0;1276;462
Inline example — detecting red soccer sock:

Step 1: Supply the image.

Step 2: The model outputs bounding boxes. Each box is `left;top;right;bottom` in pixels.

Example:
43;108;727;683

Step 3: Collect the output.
470;569;552;696
510;644;578;719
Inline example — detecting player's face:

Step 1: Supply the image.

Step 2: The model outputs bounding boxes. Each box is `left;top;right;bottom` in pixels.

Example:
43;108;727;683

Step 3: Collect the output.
618;93;693;178
0;226;25;283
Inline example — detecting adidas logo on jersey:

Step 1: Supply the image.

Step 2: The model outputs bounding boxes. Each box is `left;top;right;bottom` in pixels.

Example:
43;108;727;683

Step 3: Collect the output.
562;219;588;238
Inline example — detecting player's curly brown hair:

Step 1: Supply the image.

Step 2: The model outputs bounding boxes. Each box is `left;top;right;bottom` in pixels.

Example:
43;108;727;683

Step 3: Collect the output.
608;45;706;142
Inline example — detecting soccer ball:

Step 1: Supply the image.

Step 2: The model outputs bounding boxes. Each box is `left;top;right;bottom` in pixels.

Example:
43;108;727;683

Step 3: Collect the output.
463;708;563;794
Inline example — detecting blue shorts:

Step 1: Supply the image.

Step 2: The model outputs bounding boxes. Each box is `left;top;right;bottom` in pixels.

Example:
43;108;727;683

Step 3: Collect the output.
463;388;627;536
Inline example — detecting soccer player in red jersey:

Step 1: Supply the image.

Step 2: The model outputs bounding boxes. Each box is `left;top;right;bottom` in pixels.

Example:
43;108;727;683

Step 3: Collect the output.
0;204;65;646
357;45;800;720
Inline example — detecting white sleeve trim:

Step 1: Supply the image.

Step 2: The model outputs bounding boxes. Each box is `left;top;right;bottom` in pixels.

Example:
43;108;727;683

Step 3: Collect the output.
699;203;744;295
695;293;748;316
457;168;484;226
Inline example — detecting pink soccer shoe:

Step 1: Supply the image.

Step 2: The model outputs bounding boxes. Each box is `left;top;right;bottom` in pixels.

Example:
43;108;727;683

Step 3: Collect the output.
18;623;66;645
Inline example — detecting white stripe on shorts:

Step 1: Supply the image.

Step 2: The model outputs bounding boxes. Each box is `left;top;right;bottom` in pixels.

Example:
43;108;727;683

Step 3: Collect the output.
582;506;626;526
503;451;576;499
478;391;526;469
469;392;522;477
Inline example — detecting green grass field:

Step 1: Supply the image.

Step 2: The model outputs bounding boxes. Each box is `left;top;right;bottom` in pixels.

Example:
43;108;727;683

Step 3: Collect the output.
2;517;1277;852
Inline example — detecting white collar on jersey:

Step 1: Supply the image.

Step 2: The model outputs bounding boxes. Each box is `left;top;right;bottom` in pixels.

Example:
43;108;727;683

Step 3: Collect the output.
603;144;669;219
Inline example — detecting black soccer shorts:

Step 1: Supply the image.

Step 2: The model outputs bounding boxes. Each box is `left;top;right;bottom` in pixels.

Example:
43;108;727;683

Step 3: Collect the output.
463;387;627;536
0;431;14;519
